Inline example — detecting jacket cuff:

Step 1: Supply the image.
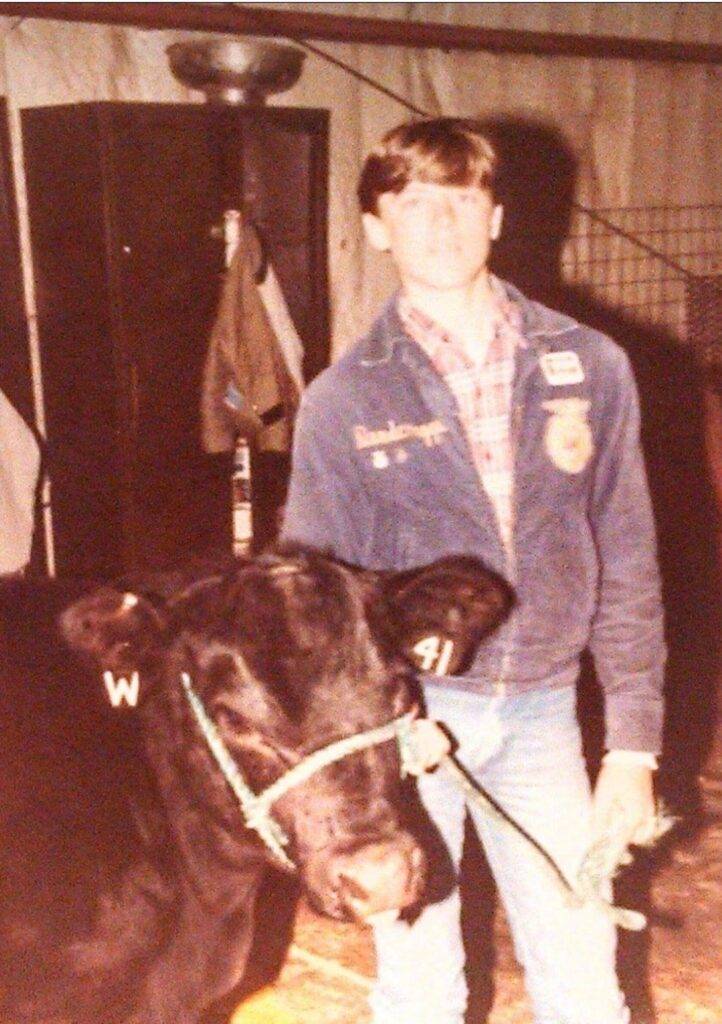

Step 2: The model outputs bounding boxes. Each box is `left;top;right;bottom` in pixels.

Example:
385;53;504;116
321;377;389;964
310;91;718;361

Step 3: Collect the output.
604;695;664;755
603;749;658;770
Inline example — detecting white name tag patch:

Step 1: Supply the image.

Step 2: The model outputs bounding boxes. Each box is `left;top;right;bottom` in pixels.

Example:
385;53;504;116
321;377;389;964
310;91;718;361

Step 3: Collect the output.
540;351;585;386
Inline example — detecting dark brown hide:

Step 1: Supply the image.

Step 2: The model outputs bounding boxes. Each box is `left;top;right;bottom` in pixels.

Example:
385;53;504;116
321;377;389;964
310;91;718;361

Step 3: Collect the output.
0;546;510;1024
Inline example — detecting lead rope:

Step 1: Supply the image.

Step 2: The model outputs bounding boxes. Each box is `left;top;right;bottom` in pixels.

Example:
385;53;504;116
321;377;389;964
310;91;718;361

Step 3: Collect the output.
180;672;669;926
436;753;674;931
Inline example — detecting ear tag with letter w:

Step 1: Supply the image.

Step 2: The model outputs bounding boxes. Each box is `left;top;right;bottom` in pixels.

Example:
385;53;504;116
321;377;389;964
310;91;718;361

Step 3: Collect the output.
412;635;455;675
103;670;140;708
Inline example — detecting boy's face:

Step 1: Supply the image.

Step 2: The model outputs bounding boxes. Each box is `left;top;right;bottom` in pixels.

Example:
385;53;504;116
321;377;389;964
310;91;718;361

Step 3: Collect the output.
363;180;503;295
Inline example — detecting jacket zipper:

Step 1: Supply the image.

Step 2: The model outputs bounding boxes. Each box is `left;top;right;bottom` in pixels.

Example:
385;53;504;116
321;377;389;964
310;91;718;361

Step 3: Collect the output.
493;399;522;698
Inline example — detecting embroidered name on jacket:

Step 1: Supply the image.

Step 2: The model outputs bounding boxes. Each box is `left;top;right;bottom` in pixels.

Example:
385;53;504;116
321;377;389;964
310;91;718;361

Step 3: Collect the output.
542;398;594;474
354;420;450;470
354;420;449;451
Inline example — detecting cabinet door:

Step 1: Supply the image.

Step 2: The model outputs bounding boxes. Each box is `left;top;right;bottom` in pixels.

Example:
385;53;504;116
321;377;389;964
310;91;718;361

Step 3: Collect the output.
217;108;329;550
23;104;125;577
237;112;329;382
103;105;230;571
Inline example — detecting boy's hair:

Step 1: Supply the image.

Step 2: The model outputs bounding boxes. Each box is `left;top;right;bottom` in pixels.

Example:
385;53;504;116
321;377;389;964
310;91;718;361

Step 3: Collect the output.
357;117;498;215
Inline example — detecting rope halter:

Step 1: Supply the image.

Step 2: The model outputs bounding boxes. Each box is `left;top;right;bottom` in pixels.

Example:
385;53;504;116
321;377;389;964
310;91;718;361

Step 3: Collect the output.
179;672;670;930
180;672;417;870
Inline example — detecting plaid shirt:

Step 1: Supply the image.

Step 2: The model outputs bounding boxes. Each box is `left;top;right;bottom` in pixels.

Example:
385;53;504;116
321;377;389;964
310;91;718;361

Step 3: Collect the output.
398;280;525;548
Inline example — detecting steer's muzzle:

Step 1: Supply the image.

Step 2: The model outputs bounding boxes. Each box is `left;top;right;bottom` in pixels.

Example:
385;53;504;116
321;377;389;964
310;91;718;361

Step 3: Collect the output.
304;833;426;922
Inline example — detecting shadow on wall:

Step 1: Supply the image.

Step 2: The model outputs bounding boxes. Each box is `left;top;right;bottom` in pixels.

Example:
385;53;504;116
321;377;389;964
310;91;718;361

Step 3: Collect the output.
481;114;721;804
460;115;721;1024
480;115;577;307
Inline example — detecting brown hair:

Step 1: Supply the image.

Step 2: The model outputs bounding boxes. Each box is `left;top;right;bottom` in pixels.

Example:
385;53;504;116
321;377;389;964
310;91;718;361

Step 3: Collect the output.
357;118;498;215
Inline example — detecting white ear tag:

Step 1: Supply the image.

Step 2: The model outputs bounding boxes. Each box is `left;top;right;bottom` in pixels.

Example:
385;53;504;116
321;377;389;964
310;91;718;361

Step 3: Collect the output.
412;635;455;675
103;670;140;708
539;351;585;386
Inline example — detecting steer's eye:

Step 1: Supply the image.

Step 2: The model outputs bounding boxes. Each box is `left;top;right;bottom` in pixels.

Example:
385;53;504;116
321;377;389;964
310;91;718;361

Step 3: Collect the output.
386;672;416;716
215;703;247;730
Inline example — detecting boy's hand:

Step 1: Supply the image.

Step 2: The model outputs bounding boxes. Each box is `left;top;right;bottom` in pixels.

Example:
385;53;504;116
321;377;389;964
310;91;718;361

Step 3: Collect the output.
591;761;657;873
405;719;452;775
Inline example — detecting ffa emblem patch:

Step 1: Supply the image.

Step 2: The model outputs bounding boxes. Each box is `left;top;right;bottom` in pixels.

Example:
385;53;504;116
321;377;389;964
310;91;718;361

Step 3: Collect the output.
542;398;593;474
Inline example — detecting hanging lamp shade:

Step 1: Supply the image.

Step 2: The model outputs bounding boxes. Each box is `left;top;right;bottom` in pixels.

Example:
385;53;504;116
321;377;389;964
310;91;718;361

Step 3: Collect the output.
167;36;305;105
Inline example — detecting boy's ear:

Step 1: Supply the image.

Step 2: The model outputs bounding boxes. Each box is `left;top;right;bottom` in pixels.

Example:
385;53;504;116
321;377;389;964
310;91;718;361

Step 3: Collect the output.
376;556;514;676
490;204;504;241
362;211;392;252
59;588;166;677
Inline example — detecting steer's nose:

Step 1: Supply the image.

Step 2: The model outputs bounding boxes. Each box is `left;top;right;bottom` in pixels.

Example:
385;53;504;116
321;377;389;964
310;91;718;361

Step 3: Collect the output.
332;836;426;921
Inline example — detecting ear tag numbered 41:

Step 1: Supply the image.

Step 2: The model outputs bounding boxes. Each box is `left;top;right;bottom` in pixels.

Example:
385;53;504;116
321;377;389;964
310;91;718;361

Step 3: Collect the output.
412;635;455;676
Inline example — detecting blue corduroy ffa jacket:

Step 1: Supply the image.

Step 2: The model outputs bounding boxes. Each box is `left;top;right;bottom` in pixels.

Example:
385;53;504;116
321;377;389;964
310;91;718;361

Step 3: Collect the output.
282;280;666;753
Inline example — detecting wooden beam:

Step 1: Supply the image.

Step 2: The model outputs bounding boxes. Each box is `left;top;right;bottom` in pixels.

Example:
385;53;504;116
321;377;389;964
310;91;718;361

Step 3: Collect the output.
0;2;720;64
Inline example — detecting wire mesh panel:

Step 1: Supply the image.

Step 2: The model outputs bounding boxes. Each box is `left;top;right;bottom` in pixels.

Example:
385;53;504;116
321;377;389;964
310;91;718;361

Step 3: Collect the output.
561;204;722;344
686;276;722;388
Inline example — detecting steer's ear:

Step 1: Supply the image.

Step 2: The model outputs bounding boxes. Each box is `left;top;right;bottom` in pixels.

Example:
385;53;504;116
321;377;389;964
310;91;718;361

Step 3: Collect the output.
377;555;513;676
59;588;165;678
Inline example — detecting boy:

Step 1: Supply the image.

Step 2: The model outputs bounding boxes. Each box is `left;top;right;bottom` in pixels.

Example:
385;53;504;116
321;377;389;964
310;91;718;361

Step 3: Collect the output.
282;118;665;1024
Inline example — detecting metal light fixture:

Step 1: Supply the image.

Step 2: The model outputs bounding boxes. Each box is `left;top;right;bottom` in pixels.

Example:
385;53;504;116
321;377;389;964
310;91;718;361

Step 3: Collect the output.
167;36;305;105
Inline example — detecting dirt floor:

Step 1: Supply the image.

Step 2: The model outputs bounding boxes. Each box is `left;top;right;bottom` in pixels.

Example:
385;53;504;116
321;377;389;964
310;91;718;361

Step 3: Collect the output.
226;771;722;1024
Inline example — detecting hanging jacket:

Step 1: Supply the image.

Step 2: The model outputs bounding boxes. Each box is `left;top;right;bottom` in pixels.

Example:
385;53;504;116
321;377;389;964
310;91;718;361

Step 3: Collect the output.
201;216;300;453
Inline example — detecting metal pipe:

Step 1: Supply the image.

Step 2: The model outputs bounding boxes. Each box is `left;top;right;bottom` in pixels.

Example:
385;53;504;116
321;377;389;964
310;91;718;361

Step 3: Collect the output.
0;2;720;65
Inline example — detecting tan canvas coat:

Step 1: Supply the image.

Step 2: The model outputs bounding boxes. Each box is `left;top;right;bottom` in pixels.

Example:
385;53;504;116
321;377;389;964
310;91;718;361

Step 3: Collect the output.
201;217;299;453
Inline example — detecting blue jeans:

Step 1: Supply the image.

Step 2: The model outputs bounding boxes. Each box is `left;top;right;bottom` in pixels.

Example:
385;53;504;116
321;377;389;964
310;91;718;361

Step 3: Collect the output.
370;684;630;1024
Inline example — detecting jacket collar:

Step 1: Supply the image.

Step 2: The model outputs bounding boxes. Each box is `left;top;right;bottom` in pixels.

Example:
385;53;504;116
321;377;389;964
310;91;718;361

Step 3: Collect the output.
359;278;578;367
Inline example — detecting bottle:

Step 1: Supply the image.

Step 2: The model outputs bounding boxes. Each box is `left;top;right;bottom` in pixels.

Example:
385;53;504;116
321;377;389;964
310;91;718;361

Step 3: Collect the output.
232;436;252;557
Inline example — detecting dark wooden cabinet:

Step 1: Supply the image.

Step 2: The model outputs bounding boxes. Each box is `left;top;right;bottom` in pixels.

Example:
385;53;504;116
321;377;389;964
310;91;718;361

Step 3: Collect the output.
22;102;328;577
0;99;34;430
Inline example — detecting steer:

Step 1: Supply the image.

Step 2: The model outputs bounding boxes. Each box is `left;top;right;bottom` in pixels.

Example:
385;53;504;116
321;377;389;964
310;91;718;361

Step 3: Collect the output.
0;545;511;1024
